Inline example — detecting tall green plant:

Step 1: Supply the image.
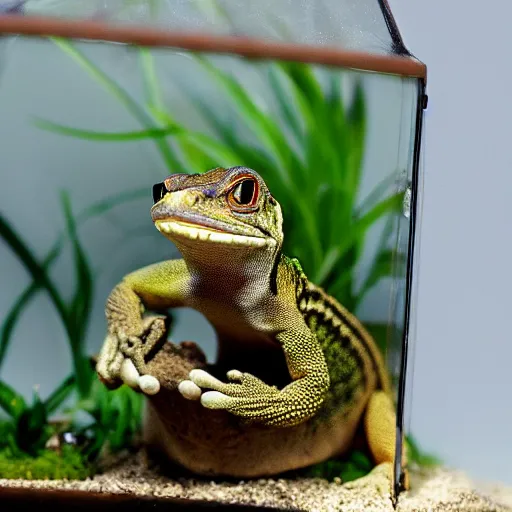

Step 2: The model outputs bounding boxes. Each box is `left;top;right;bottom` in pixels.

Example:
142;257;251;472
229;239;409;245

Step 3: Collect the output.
0;190;146;472
38;39;405;314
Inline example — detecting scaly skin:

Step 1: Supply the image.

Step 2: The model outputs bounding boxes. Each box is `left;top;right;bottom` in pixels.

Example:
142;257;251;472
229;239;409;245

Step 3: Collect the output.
96;166;406;489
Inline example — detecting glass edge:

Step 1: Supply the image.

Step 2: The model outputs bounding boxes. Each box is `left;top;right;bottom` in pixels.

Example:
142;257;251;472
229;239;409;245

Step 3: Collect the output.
0;14;427;79
393;77;427;498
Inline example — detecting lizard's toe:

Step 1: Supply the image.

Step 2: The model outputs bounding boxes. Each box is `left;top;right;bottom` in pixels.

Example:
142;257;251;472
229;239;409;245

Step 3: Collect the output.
120;358;140;389
200;390;235;410
96;334;123;385
226;369;244;382
139;374;160;395
178;380;202;400
189;368;226;389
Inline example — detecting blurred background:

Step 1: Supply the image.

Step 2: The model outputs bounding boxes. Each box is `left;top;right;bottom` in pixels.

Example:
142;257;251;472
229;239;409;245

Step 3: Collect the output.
0;0;510;487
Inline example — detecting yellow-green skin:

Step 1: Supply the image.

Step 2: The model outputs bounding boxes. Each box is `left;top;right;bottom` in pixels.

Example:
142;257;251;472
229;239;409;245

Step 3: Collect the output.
96;166;403;484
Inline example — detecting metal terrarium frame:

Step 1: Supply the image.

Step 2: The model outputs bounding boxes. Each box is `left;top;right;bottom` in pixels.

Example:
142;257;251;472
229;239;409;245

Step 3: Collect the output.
0;1;427;507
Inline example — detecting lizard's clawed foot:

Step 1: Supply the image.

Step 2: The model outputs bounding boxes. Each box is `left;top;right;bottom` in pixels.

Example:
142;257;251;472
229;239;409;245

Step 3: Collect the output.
119;358;161;395
96;314;167;395
178;368;283;423
343;461;409;499
343;461;394;496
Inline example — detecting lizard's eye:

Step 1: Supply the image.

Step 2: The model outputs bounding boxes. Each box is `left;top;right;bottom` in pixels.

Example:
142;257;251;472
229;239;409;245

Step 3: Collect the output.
228;178;259;210
152;182;167;204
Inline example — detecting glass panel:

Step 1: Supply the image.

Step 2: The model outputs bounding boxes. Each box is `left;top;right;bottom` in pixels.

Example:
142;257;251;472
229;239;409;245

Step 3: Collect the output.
0;36;421;506
401;110;425;463
388;81;423;491
17;0;405;55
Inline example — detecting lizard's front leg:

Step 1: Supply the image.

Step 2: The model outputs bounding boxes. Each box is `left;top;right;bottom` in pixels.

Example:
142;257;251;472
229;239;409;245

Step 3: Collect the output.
96;259;189;395
97;307;169;394
179;327;330;427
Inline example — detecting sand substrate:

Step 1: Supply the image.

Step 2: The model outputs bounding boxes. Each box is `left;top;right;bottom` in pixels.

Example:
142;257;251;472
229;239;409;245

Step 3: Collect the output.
0;450;510;512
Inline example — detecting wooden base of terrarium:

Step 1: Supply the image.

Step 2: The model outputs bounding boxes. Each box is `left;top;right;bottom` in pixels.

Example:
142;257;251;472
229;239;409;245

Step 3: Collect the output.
0;487;267;512
0;450;510;512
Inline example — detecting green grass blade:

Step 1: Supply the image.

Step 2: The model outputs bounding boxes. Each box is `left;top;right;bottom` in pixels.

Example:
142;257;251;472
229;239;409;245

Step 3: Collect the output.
34;119;180;141
0;215;68;325
108;390;131;451
344;80;366;202
266;64;303;144
139;48;176;127
324;78;365;252
325;72;347;186
313;246;342;286
0;241;62;370
44;374;76;415
0;380;27;419
139;47;165;116
49;38;180;172
61;191;93;338
60;192;94;396
278;61;324;108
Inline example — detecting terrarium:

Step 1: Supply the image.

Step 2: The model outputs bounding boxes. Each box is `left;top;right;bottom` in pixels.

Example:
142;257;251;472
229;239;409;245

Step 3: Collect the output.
0;2;506;511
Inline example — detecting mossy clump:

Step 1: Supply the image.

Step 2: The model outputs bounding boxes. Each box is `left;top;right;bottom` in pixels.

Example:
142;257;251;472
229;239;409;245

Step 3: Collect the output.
0;445;93;480
302;450;373;483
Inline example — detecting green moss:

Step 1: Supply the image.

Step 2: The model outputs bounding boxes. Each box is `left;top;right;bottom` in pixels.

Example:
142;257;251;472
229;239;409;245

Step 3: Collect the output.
301;450;373;483
0;445;93;480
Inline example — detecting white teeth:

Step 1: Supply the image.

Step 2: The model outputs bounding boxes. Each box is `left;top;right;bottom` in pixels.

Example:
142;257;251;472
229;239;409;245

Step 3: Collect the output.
156;220;274;248
251;238;267;248
209;231;233;244
158;222;171;234
198;230;210;242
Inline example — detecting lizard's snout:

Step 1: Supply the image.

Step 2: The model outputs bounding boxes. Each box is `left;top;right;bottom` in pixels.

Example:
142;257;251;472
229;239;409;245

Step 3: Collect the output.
151;189;202;222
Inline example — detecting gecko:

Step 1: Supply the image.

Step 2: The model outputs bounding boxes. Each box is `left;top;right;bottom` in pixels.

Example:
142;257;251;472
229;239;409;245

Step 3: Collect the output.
96;165;407;491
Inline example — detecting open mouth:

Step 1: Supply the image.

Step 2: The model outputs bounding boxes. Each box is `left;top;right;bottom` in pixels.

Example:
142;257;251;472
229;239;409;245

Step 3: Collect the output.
155;219;274;248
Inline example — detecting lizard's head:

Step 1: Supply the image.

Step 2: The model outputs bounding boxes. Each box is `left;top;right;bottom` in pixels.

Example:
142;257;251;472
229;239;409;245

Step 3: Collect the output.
151;166;283;253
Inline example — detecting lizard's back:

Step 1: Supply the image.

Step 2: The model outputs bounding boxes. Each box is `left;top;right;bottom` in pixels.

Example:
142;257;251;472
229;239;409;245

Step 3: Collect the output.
283;255;391;423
